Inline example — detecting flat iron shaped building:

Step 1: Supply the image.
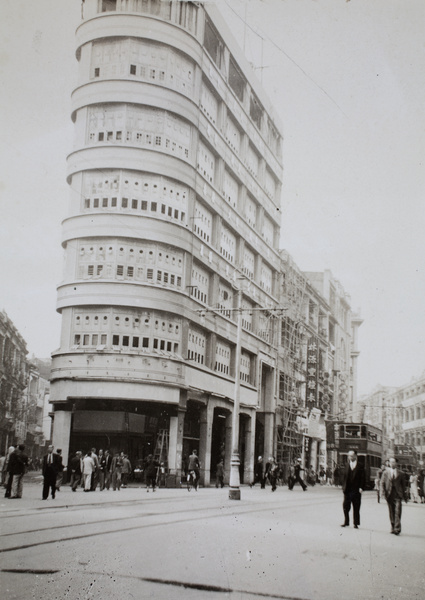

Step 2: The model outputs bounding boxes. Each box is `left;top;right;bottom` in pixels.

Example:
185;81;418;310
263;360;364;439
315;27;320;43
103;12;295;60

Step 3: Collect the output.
50;0;283;485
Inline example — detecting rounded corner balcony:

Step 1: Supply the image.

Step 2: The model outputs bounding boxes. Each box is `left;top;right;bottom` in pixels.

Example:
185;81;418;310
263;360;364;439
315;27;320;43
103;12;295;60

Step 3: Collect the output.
76;5;203;72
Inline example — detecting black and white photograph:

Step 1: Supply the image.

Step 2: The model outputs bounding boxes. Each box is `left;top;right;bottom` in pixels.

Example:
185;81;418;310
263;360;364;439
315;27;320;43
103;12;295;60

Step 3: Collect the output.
1;1;424;599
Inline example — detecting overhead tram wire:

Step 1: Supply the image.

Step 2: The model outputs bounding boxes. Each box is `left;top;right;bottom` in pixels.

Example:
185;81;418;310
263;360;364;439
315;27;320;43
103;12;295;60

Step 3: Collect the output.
223;0;348;119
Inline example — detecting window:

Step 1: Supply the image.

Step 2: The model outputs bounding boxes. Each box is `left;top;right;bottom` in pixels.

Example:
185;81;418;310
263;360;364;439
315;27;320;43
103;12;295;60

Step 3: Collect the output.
93;198;99;208
88;265;94;276
101;334;107;345
122;198;128;208
111;197;117;207
229;58;245;102
204;19;223;68
112;335;120;346
132;199;138;209
98;132;104;141
94;68;100;77
130;64;137;75
84;199;90;209
101;0;117;11
117;265;124;276
74;335;81;345
122;336;129;347
102;198;108;207
127;266;134;277
132;337;139;348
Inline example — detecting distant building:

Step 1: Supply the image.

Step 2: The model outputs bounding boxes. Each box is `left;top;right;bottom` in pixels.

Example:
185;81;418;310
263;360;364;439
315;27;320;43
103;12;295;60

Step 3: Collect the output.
0;311;28;453
360;373;425;463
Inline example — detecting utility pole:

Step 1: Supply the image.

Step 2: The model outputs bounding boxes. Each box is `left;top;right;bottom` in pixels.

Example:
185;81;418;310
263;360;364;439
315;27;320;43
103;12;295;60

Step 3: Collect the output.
229;288;243;500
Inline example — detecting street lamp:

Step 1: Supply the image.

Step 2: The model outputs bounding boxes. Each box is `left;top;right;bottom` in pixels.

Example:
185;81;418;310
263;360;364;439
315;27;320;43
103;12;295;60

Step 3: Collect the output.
229;287;243;500
196;288;287;500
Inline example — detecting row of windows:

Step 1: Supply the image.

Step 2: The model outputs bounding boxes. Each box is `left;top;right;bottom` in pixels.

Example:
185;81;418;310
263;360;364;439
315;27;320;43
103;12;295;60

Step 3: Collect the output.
99;1;198;36
73;333;179;353
83;196;186;222
88;129;190;159
74;314;180;335
79;263;183;287
79;244;182;268
83;171;188;201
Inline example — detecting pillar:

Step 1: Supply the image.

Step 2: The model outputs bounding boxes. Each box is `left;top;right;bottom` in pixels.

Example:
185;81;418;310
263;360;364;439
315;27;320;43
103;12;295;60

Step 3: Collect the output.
199;402;215;486
52;410;72;466
168;409;185;477
263;411;274;460
243;412;255;484
224;413;233;485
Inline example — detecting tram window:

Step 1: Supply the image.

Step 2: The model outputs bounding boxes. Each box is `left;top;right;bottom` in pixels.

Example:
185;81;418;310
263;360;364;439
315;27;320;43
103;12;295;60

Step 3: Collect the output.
361;426;367;438
346;425;360;438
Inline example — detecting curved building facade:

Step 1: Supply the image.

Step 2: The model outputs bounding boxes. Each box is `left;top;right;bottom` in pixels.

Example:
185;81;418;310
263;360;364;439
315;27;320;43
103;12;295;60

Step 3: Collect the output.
50;0;283;485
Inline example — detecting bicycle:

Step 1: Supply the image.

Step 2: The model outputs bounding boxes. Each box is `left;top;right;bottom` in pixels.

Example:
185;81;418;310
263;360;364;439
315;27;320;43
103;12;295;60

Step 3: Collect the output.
187;470;198;491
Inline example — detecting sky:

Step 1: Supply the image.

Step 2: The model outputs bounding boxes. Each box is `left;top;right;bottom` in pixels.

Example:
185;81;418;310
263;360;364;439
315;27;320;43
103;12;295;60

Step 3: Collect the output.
0;0;424;396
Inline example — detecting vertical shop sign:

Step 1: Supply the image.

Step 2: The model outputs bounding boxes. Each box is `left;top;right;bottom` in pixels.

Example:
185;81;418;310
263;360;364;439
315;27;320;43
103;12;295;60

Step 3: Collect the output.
306;337;318;410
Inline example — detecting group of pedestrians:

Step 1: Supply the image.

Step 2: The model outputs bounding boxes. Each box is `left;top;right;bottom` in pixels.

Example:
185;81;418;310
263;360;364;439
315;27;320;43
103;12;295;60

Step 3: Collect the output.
340;449;415;536
2;444;29;499
68;448;132;493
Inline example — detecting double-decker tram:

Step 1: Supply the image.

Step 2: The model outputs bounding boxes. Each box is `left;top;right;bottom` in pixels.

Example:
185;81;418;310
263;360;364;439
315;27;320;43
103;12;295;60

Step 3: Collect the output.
394;444;419;473
336;423;383;489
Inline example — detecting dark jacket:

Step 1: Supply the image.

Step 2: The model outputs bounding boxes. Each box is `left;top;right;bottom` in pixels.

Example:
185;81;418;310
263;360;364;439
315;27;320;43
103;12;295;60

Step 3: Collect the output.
42;452;62;476
341;462;365;494
9;449;29;475
70;455;82;475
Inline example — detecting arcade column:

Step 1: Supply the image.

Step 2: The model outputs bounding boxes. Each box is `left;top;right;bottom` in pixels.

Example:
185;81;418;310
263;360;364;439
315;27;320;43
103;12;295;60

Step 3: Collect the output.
199;402;214;486
52;409;72;465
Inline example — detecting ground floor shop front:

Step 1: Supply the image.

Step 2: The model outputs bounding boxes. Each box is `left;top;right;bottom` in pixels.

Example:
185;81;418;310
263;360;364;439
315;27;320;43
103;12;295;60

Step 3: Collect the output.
51;393;278;487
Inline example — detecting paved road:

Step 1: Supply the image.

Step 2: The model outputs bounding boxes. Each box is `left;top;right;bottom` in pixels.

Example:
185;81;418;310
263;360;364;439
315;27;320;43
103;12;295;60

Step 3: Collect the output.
1;477;424;600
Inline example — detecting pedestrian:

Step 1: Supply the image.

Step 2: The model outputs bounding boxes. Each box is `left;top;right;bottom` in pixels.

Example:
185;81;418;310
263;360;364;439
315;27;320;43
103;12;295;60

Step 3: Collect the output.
111;452;123;490
267;456;278;492
409;471;420;503
82;451;95;492
3;445;15;498
42;445;62;500
250;456;265;488
319;466;326;485
0;453;6;484
187;449;201;490
333;464;340;487
121;453;132;488
55;449;64;491
104;450;112;490
381;457;406;535
70;451;82;491
144;454;159;492
289;458;307;491
340;450;365;529
215;459;225;488
158;462;166;487
90;448;99;491
418;468;425;504
98;449;106;490
10;444;29;499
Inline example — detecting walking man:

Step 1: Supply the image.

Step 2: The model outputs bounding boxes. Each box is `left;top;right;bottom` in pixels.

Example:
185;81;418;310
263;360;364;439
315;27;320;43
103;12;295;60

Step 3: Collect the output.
42;445;61;500
289;458;307;491
10;445;29;498
70;451;82;491
341;450;365;529
381;457;406;535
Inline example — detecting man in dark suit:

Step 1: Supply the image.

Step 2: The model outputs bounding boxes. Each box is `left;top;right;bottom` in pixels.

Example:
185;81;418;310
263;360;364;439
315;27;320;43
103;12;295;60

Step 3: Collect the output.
381;457;406;535
42;445;61;500
341;450;365;529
